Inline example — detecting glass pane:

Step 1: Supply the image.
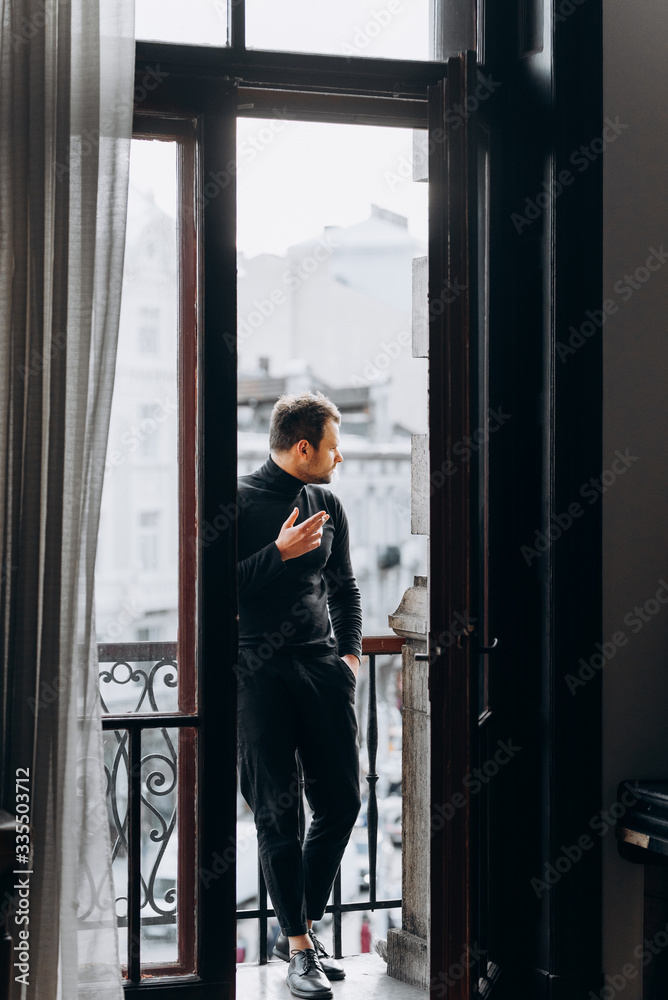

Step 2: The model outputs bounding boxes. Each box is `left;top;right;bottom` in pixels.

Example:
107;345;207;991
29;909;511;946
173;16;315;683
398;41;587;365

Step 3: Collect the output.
141;727;180;967
101;726;196;974
477;139;491;719
103;730;129;973
99;648;179;715
246;0;431;60
236;117;428;634
135;0;228;45
96;138;180;693
236;117;424;954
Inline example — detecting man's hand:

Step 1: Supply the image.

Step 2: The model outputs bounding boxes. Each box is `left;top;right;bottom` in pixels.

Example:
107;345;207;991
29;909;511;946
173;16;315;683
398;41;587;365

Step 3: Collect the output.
341;654;360;679
275;508;330;562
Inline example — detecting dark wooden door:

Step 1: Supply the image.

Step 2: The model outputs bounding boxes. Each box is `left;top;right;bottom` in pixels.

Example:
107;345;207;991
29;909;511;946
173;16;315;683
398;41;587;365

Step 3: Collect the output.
428;50;493;998
199;83;240;998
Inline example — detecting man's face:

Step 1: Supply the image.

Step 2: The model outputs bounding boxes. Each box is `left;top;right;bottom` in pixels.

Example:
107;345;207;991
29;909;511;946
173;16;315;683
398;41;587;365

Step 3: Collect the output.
302;419;343;484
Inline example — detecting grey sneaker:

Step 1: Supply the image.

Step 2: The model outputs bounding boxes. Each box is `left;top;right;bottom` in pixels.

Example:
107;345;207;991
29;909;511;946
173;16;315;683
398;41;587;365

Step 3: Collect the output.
286;948;333;999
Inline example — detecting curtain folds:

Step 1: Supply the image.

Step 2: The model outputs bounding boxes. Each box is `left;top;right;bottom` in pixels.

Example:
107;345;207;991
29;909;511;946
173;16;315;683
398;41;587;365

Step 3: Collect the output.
0;1;135;997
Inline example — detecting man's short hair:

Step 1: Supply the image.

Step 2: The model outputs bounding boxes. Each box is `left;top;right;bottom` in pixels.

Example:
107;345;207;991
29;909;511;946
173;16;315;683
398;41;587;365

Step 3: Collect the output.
269;391;341;453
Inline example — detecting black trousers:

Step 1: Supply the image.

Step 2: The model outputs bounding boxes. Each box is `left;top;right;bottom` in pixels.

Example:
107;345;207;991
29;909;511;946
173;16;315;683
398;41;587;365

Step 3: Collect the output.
237;646;361;936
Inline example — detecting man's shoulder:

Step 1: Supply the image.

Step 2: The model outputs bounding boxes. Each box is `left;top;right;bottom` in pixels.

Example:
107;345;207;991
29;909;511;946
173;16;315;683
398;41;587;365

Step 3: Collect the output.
237;467;264;492
237;471;254;490
307;484;345;515
236;470;268;512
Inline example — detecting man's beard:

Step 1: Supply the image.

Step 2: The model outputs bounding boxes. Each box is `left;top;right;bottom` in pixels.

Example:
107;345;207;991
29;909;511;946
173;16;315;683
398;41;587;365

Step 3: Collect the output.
305;465;337;485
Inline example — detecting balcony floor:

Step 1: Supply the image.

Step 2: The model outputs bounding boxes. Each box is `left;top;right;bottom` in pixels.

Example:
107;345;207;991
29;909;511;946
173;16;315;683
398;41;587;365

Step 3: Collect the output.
236;953;425;999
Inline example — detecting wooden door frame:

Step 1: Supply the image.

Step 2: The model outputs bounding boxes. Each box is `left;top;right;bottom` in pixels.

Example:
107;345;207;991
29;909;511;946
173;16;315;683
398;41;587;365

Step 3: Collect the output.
132;48;453;998
131;1;604;986
428;52;481;999
466;0;604;993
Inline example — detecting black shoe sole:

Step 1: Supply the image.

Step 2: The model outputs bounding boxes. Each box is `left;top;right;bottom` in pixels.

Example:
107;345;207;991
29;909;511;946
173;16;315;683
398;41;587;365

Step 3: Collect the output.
314;966;345;980
286;980;333;1000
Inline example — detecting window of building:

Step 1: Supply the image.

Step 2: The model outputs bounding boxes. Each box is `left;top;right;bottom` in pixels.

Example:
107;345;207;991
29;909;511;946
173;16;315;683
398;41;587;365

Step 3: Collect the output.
136;625;163;641
138;306;160;354
138;510;160;571
95;124;198;982
138;403;160;459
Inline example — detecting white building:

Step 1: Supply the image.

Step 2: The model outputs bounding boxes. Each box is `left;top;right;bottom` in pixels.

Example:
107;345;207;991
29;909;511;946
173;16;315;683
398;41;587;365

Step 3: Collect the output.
237;204;428;439
96;197;427;641
95;186;179;644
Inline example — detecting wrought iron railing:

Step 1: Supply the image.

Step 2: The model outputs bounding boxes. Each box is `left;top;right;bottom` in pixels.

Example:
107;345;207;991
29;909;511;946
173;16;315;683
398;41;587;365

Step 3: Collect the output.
98;635;404;977
236;634;404;962
98;641;195;981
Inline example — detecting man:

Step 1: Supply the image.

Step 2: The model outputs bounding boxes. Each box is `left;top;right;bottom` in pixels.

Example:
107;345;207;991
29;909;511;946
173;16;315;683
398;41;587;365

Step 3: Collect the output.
237;391;363;999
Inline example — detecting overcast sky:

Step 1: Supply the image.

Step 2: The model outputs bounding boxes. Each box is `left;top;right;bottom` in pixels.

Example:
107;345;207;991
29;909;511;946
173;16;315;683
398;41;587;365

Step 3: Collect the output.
235;118;427;256
135;0;429;59
132;1;429;256
130;117;427;257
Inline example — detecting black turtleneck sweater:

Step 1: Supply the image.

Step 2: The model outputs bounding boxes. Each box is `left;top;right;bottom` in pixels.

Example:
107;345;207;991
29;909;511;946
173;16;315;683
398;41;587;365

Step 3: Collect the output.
237;456;363;663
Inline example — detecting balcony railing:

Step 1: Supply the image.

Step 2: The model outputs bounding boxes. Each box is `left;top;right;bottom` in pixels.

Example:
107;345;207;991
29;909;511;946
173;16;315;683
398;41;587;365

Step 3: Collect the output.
236;634;404;963
97;634;404;978
97;640;194;980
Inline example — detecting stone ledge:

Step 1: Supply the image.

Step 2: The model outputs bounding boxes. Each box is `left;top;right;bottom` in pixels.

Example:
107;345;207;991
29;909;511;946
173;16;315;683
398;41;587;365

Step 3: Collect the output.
237;952;427;999
387;927;430;992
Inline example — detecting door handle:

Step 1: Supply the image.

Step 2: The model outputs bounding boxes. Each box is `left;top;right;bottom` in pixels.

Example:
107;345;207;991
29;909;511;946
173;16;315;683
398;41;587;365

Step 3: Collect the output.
414;633;498;660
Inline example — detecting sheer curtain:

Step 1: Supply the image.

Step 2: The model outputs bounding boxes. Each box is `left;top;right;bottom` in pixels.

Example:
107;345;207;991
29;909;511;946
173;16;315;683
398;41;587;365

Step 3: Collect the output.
0;1;134;997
